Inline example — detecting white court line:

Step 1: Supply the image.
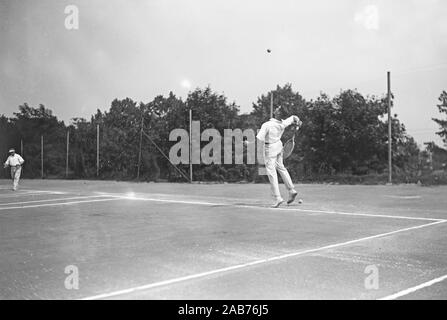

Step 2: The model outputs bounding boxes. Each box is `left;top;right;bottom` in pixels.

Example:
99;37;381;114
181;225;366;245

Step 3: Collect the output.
107;195;445;222
280;207;443;222
0;195;108;206
0;192;50;198
108;195;226;206
379;274;447;300
81;220;446;300
0;198;120;211
385;195;422;200
0;191;65;199
21;189;66;194
5;189;67;195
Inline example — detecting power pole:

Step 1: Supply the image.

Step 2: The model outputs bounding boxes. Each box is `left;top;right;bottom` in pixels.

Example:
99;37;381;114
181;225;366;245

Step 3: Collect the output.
270;92;274;119
189;108;193;183
388;71;392;184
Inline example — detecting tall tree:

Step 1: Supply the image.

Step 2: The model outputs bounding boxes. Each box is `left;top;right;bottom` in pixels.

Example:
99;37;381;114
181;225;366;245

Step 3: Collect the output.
69;118;97;177
100;98;141;178
142;92;186;181
11;104;66;178
251;83;307;126
433;91;447;147
186;86;239;131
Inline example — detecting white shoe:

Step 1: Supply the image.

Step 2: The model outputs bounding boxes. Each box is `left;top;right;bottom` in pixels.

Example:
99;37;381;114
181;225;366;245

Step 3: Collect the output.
271;199;285;208
287;191;298;205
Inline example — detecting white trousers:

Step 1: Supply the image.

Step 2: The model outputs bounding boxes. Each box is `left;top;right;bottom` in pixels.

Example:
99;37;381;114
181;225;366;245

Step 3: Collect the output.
10;166;22;190
264;143;295;201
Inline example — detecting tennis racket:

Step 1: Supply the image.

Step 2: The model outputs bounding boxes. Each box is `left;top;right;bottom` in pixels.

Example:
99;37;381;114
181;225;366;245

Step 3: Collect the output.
283;122;301;160
282;135;295;160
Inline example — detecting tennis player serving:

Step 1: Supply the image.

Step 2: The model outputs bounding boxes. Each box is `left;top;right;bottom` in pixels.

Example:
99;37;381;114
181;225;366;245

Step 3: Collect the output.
256;106;302;208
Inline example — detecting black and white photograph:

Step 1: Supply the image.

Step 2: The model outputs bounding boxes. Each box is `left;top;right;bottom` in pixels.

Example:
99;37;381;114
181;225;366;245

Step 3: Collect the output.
0;0;447;304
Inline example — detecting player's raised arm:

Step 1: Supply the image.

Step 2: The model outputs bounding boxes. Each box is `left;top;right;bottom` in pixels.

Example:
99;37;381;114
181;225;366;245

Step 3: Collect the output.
283;115;301;128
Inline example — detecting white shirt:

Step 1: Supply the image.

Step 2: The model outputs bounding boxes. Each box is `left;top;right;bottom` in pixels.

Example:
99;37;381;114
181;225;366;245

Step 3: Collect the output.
256;116;300;157
256;116;300;144
4;154;25;167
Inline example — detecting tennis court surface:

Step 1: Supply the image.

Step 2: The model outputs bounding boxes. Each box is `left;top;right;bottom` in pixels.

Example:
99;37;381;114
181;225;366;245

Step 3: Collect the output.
0;179;446;300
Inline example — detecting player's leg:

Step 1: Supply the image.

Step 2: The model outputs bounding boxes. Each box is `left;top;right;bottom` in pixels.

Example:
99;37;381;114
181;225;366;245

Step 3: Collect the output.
13;166;21;190
275;153;298;204
265;156;284;208
10;167;16;190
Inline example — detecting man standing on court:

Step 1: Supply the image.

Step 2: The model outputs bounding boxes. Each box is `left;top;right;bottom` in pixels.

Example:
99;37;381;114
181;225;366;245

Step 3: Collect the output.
256;107;301;208
3;149;25;191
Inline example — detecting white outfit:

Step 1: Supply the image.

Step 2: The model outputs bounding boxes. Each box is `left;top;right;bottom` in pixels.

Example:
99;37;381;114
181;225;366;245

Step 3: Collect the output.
256;116;300;201
4;154;25;190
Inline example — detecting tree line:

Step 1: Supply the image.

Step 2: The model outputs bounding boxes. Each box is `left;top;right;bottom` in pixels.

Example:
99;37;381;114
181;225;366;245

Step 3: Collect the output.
1;85;446;183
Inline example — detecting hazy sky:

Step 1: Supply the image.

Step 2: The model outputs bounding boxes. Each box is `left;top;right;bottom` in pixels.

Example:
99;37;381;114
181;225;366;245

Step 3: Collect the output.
1;0;446;146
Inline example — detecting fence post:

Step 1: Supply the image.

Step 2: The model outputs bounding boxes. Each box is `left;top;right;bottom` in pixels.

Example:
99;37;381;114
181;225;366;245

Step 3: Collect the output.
41;135;44;179
96;124;100;177
387;71;392;184
137;115;144;180
66;130;70;178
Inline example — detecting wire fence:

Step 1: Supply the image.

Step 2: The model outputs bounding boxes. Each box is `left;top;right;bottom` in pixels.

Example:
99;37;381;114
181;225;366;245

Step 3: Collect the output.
1;126;265;183
2;85;446;184
2;123;444;185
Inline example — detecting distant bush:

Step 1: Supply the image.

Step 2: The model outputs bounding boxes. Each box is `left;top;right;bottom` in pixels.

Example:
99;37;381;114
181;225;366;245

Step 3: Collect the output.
294;171;447;186
417;171;447;186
